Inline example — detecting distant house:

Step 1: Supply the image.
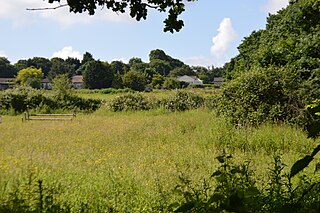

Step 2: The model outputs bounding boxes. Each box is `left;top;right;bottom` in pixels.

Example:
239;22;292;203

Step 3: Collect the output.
41;78;52;90
0;78;15;90
213;77;224;87
72;75;84;89
176;75;203;85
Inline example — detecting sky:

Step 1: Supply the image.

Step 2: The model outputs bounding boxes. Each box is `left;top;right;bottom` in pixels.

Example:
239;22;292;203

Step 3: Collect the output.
0;0;289;67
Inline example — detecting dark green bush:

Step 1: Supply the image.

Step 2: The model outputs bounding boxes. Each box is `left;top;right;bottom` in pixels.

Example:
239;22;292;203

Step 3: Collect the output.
162;90;205;112
216;66;307;126
0;86;102;114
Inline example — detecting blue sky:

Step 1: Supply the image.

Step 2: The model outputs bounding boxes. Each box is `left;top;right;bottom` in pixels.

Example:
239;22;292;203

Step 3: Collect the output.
0;0;289;67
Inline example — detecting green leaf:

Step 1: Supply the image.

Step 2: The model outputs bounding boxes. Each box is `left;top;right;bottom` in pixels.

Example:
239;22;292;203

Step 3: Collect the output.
174;202;195;212
244;187;260;198
209;193;224;203
168;202;180;211
311;144;320;157
290;155;313;178
315;163;320;174
211;170;222;177
216;155;225;163
307;121;320;139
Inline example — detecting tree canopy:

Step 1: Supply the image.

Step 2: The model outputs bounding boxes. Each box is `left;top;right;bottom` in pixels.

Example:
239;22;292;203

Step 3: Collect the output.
225;0;320;81
46;0;197;32
83;60;114;89
0;57;17;78
217;0;320;126
16;67;44;88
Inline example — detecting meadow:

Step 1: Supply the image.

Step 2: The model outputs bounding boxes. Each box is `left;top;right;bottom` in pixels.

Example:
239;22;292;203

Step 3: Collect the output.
0;91;319;212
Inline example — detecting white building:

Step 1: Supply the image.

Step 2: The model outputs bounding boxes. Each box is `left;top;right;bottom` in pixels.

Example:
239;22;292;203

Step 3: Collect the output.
176;75;203;85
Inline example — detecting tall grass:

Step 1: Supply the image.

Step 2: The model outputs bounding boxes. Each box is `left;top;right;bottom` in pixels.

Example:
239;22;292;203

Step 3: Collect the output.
0;109;318;211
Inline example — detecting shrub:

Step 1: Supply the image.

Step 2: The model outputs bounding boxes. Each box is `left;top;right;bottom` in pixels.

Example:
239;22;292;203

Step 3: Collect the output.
108;93;155;112
162;90;205;112
100;88;134;94
216;66;307;126
0;86;102;114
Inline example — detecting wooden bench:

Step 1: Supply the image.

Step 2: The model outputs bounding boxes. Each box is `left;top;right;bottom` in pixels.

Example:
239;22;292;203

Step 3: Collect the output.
24;112;76;121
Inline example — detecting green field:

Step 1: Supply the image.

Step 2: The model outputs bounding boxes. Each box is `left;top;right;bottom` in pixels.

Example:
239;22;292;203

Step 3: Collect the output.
0;104;318;212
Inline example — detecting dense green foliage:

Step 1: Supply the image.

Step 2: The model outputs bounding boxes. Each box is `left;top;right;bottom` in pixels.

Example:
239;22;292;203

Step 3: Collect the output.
0;57;17;78
171;154;320;213
122;70;147;91
163;90;204;112
226;0;320;79
109;93;155;112
51;74;72;98
218;0;320;126
16;67;44;89
0;87;101;114
216;66;306;126
108;90;205;112
83;60;114;89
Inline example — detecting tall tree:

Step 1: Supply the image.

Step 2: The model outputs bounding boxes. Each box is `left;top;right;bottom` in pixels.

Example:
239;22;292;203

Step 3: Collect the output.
48;57;74;80
45;0;197;33
110;60;129;75
83;60;114;89
81;52;95;65
16;67;44;88
27;57;52;77
65;57;81;74
0;57;17;78
122;70;147;91
128;57;147;73
14;59;29;71
148;59;171;76
169;65;195;77
149;49;184;75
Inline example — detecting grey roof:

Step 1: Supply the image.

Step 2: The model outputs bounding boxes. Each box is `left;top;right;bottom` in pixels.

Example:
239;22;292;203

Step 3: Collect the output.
72;75;83;83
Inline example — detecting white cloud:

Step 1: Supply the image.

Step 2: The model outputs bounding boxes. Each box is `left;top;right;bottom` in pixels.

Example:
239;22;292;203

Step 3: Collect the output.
183;56;213;67
0;0;46;27
262;0;289;14
211;18;237;66
0;50;6;58
0;0;132;27
52;46;83;60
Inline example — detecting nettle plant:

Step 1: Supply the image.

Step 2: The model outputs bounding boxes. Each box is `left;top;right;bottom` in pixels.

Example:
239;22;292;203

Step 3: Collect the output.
170;101;320;212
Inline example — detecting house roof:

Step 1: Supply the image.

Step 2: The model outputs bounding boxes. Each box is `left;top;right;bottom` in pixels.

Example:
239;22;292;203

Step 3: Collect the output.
72;75;83;83
213;77;224;82
177;75;201;81
41;78;50;83
0;78;15;84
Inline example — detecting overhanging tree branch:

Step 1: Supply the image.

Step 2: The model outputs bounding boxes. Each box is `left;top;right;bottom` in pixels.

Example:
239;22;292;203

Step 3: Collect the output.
26;4;68;11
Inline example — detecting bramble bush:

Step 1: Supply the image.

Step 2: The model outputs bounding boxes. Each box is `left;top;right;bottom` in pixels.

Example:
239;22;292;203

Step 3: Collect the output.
162;90;205;112
108;93;156;112
108;90;205;112
216;66;307;126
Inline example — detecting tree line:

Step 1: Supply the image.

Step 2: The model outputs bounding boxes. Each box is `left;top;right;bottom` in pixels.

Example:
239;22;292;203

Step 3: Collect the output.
0;49;224;91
